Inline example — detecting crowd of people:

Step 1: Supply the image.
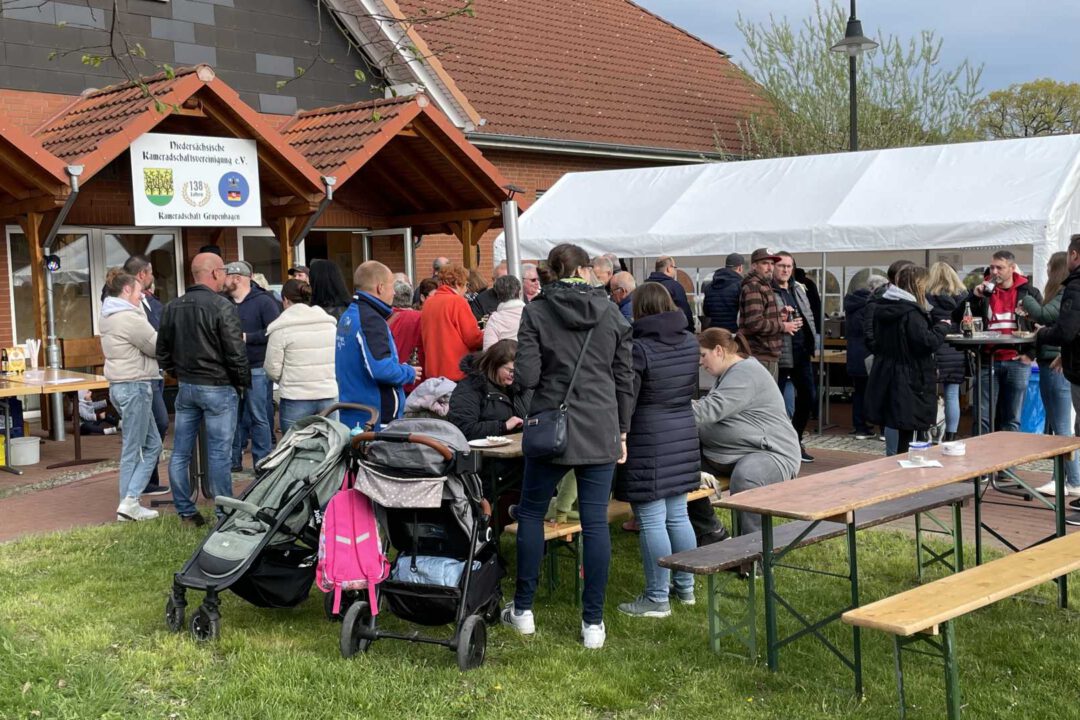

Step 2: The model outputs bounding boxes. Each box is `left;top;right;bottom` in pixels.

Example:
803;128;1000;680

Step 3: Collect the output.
95;234;1080;649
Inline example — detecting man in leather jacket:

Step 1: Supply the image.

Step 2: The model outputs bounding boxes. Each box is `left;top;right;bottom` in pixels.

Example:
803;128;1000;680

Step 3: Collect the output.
157;252;249;526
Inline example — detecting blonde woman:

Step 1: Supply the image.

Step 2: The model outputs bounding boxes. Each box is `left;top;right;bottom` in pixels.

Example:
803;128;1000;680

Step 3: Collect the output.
926;262;969;441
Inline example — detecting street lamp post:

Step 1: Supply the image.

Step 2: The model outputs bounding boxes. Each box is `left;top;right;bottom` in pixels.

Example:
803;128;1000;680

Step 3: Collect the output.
829;0;879;151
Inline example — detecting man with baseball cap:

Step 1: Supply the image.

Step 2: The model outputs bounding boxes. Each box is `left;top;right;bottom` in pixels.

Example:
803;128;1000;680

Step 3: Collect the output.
702;252;745;332
287;265;309;282
738;248;802;380
224;260;281;470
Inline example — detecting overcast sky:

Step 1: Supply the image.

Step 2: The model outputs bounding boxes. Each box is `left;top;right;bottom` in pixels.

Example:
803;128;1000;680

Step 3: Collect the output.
635;0;1080;93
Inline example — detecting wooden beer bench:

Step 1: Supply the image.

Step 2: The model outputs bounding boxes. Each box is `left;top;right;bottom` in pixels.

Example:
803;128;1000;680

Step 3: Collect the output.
843;531;1080;719
660;483;974;659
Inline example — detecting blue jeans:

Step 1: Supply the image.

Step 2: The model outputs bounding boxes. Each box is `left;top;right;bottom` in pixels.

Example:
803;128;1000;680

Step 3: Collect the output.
943;383;961;434
148;378;169;487
109;381;162;500
977;359;1029;434
514;459;615;625
1039;360;1080;486
169;383;238;518
232;368;272;468
885;427;899;456
279;397;336;433
632;494;696;602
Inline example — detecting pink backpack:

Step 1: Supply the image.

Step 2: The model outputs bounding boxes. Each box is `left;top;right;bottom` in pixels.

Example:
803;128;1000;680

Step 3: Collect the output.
316;470;390;615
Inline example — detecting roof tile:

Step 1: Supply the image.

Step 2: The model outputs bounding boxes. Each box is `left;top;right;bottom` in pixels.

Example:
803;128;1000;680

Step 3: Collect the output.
395;0;766;154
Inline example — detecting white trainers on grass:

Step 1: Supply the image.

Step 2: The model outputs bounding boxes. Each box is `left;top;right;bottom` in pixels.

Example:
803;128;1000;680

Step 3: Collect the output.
581;620;606;649
500;602;535;635
116;497;159;522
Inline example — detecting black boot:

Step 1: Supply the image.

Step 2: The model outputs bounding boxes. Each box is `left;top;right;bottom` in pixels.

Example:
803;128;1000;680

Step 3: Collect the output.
943;432;958;443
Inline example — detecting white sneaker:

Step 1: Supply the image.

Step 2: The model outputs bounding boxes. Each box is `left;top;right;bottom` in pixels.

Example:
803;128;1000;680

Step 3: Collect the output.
581;620;606;649
1035;481;1080;497
116;497;159;522
500;602;535;635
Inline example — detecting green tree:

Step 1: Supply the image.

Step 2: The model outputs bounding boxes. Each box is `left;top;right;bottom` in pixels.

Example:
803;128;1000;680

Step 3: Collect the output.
729;0;982;158
973;78;1080;138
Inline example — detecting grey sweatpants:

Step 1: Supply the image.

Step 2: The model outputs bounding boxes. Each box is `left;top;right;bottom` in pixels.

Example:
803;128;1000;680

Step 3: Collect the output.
689;452;790;536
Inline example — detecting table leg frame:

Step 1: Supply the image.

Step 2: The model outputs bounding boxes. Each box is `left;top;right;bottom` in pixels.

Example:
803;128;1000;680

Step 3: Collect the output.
915;504;965;582
706;568;757;659
892;620;962;720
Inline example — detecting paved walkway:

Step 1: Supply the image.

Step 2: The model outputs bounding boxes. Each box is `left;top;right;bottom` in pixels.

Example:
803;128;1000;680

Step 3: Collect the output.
0;437;1069;551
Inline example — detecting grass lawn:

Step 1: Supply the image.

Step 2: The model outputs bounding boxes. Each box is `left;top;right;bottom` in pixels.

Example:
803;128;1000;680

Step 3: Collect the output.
0;516;1077;719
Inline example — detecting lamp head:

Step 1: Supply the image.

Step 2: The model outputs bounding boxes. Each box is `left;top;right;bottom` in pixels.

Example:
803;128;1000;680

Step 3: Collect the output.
830;18;879;57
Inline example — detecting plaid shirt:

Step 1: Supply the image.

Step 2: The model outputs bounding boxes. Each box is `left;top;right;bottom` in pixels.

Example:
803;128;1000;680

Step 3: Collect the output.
738;269;783;361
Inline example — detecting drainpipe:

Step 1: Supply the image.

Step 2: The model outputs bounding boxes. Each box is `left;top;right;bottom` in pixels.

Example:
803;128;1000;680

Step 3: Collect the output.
42;165;83;441
291;176;336;252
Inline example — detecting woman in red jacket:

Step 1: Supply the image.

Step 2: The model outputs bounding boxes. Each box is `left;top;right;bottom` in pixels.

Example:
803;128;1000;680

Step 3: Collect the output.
420;264;483;381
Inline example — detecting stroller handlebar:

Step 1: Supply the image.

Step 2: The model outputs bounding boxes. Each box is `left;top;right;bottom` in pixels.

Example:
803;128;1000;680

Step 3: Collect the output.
319;402;380;428
351;431;455;461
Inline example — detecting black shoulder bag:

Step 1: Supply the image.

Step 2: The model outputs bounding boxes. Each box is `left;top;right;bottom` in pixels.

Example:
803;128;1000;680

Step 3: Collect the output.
521;328;595;460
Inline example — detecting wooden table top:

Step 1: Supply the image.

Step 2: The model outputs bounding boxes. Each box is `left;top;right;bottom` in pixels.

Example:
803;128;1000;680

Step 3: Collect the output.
473;434;523;459
8;368;110;394
716;432;1080;521
0;378;37;398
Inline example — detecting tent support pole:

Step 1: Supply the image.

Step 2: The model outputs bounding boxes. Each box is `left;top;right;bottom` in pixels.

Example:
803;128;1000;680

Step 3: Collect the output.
817;252;827;435
502;198;522;279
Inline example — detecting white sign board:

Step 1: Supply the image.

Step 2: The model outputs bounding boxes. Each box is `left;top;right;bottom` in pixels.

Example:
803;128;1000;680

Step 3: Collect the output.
130;133;261;226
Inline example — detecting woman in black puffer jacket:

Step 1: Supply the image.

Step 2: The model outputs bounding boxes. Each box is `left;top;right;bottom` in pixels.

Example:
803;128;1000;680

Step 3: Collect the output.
614;283;701;617
447;340;530;498
926;263;969;441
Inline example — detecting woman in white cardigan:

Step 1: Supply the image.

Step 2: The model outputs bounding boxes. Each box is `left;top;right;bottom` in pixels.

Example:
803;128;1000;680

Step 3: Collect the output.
264;280;338;432
482;275;526;350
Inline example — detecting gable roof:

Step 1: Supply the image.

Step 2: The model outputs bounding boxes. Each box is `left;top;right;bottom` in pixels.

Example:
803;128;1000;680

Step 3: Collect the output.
391;0;766;156
33;65;324;199
281;93;525;230
0;120;70;214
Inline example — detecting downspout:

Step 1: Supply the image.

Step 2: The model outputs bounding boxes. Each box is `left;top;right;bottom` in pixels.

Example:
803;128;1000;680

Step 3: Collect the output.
501;184;525;280
42;164;83;442
292;176;337;250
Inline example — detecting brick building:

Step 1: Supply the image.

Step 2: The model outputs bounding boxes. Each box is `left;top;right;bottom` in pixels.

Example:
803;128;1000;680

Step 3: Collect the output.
0;0;762;351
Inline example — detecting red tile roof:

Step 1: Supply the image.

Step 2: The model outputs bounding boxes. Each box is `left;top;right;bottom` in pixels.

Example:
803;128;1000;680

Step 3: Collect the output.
281;95;419;177
394;0;766;154
32;65;324;197
281;93;523;218
0;120;69;208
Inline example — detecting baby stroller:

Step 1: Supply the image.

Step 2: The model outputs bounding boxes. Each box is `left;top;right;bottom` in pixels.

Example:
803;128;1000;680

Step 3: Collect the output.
164;403;376;641
337;418;503;670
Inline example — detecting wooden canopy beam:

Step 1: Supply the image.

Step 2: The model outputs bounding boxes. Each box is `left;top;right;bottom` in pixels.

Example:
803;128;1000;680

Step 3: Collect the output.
391;142;460;208
0;195;66;219
411;122;504;206
389;207;500;228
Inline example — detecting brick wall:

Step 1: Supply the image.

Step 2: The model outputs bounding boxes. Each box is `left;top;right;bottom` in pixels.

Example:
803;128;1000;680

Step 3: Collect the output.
0;88;76;132
414;148;665;280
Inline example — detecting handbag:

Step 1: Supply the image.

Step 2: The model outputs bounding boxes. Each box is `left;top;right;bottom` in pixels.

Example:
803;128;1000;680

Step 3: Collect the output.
522;328;595;459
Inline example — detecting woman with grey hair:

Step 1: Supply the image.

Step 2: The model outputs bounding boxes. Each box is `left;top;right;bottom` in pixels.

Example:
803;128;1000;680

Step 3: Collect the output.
388;279;423;392
483;274;525;349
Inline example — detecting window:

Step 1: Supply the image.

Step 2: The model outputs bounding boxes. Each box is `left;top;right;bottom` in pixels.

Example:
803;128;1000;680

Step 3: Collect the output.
239;232;283;286
5;226;183;342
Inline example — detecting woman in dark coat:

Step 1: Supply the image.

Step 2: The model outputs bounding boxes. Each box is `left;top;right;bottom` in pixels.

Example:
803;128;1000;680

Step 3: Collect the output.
504;243;634;650
926;262;969;441
447;340;530;500
309;259;351;320
865;265;949;454
844;275;886;438
613;283;700;617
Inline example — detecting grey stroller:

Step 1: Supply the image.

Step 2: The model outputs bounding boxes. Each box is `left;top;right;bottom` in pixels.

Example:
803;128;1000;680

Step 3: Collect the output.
337;418;503;670
165;404;374;641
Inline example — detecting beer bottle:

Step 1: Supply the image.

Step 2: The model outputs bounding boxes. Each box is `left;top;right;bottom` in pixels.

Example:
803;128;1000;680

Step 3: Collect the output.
2;349;9;374
961;302;974;338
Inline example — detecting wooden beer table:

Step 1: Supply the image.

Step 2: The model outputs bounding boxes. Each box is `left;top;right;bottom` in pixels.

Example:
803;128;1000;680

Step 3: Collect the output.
715;431;1080;695
8;369;111;469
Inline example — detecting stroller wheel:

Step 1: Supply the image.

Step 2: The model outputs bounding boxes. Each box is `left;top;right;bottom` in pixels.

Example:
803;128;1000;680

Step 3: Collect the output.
340;601;373;658
189;605;220;642
323;591;346;622
456;615;487;671
165;595;185;633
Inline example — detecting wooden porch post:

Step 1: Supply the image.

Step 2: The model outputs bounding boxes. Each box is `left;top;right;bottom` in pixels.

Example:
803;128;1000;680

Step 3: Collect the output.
15;212;48;349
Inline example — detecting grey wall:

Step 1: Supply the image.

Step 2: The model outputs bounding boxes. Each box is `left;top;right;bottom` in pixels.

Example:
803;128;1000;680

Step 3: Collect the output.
0;0;381;114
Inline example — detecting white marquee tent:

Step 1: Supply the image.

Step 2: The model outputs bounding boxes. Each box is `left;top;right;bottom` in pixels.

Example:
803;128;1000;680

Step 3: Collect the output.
496;134;1080;287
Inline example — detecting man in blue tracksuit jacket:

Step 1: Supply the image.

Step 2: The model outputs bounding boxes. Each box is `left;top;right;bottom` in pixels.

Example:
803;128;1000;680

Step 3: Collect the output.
336;261;420;430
